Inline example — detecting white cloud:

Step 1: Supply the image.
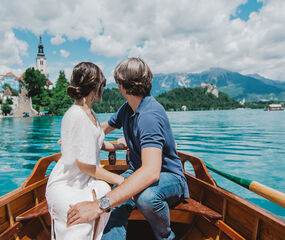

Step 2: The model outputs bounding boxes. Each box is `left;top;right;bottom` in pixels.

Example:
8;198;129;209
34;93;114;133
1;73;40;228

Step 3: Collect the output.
0;31;28;68
51;35;66;45
60;49;70;58
1;0;285;81
0;66;25;77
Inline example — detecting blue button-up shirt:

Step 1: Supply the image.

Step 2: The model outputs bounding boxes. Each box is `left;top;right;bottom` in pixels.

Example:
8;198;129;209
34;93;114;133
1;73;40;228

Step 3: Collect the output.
108;94;189;198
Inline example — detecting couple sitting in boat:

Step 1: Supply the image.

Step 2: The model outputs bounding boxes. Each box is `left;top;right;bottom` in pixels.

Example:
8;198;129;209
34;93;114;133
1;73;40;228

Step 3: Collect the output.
45;58;189;240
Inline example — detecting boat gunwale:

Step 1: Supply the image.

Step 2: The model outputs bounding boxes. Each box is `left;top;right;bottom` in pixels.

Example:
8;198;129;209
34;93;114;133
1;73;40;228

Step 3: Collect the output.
184;170;285;227
0;177;48;207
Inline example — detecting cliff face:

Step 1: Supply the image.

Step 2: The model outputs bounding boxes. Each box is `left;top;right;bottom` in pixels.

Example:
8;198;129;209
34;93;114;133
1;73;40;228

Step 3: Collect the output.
12;87;38;117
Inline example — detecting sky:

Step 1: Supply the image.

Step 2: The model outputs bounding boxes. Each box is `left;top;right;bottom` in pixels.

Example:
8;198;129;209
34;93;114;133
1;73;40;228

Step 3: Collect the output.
0;0;285;85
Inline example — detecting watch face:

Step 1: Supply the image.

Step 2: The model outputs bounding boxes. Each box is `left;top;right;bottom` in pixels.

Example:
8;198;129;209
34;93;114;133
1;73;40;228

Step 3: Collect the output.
100;197;111;212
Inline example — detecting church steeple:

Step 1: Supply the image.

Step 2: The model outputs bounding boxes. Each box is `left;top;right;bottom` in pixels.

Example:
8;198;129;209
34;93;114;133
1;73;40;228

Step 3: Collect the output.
36;36;47;77
37;36;45;57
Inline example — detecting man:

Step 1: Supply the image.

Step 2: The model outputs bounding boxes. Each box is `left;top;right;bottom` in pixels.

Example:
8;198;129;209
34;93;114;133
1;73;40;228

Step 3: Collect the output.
67;58;189;240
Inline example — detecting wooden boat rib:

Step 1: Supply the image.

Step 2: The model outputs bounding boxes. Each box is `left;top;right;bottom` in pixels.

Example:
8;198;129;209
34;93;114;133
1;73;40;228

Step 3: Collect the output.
1;149;285;240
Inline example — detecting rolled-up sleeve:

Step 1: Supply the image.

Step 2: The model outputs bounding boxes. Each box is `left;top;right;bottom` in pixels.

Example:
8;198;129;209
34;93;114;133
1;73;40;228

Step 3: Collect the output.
138;114;165;150
108;103;127;129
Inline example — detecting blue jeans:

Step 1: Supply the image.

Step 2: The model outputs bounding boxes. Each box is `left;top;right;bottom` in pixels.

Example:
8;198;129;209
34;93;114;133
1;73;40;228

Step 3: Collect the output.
102;169;184;240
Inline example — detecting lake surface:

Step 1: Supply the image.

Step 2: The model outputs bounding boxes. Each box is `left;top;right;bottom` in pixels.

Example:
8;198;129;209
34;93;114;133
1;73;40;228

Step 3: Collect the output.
0;109;284;218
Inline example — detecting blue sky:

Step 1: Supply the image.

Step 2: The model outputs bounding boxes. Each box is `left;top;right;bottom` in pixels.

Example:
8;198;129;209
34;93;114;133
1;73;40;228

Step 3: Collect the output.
1;0;285;84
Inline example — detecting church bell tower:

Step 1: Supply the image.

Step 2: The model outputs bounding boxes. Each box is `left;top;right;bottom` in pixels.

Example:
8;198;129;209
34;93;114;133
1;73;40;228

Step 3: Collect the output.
36;36;47;77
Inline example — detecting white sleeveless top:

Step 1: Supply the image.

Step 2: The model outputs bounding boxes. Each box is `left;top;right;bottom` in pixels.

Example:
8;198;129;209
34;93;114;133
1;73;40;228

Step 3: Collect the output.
47;104;105;190
45;105;110;240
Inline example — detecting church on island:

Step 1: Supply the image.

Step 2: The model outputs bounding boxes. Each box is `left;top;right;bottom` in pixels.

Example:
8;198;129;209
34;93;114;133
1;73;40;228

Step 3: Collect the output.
0;37;52;117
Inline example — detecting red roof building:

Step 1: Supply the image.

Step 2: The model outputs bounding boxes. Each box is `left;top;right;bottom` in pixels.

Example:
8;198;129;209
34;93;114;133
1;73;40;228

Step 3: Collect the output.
4;87;12;96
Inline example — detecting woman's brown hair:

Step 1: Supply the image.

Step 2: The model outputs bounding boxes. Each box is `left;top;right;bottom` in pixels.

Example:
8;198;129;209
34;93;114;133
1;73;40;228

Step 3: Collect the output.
67;62;106;100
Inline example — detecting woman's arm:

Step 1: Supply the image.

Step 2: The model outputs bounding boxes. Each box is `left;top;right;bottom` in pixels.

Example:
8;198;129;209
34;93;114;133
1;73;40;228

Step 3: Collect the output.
101;140;127;152
75;159;124;185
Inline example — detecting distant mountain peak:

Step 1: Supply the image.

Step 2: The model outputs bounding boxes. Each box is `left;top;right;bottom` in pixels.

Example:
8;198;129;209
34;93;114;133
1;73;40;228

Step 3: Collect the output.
151;68;285;101
201;68;234;77
247;73;266;80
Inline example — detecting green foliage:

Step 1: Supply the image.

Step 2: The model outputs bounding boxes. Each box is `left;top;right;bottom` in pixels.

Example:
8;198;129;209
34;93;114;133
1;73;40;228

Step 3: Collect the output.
1;102;12;115
24;70;73;115
49;71;73;115
6;98;13;105
93;88;125;113
2;83;19;96
24;67;47;98
156;87;241;111
0;98;2;104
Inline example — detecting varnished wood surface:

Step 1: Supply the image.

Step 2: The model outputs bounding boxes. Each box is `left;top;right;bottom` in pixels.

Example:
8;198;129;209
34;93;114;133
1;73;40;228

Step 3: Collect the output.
1;150;285;240
16;201;48;221
175;198;222;220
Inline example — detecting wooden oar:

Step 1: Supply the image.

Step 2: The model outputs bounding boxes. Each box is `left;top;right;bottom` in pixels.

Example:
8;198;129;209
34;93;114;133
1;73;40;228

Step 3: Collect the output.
204;162;285;208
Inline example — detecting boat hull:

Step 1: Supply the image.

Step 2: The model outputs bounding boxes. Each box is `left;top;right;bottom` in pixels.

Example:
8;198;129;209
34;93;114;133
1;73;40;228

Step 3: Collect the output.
1;152;285;240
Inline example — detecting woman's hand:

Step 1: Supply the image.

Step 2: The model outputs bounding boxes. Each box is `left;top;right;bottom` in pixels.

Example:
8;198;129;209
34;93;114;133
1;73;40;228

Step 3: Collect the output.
116;137;128;150
101;139;128;151
115;175;125;186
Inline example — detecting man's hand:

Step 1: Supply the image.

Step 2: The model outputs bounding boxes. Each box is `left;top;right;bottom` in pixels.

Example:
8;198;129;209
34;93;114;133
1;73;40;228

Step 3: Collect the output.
67;200;103;227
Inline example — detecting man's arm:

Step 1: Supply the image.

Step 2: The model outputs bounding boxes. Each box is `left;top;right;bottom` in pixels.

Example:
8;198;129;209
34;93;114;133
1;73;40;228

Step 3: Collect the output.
67;147;162;226
101;121;116;135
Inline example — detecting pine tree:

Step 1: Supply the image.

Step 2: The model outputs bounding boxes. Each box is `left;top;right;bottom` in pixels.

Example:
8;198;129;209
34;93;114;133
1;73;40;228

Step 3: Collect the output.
50;71;73;115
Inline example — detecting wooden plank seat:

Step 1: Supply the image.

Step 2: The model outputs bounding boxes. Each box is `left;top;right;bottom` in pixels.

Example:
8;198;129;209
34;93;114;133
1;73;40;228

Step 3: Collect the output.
15;198;221;223
16;200;49;221
129;198;221;223
0;222;23;240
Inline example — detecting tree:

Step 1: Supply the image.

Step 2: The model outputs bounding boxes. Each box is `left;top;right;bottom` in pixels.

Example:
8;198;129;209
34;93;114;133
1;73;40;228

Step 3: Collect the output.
156;87;241;111
1;102;12;116
24;67;47;97
0;98;2;104
2;83;19;96
93;88;125;113
6;98;13;105
50;71;73;115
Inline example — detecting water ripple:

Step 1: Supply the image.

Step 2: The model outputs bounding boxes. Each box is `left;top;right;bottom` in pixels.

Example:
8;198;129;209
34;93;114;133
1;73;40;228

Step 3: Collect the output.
1;110;285;218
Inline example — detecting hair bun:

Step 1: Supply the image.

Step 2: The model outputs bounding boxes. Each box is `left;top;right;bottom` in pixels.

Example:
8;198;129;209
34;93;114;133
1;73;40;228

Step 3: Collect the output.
67;85;82;99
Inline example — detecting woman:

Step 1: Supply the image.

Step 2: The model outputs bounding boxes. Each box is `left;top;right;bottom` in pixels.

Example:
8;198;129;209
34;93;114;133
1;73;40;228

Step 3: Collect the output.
46;62;125;240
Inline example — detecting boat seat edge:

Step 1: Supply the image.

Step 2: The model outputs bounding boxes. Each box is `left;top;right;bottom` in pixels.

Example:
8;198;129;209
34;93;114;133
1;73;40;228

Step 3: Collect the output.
15;198;222;223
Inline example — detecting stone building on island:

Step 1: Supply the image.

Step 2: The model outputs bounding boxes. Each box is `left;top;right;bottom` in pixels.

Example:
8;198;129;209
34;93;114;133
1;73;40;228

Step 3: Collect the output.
0;37;50;117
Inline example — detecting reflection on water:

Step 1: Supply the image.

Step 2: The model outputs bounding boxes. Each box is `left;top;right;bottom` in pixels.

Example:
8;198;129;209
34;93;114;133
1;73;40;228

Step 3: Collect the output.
0;109;284;218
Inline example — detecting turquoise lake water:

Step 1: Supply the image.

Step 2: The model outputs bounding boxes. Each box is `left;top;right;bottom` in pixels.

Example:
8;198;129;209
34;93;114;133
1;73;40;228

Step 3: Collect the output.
0;109;284;218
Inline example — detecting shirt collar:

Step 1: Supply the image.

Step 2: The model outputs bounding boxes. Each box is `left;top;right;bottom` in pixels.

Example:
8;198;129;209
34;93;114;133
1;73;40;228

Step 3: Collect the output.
128;94;152;118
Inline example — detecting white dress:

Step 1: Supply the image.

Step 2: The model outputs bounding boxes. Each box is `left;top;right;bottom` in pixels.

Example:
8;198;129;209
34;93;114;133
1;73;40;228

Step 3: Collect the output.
46;105;111;240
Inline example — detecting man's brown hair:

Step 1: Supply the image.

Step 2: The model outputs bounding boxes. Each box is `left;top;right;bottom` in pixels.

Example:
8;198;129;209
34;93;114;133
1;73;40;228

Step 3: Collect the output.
114;58;153;97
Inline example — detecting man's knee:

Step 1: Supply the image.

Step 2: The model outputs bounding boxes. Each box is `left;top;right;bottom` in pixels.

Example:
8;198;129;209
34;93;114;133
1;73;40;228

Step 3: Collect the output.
135;188;163;212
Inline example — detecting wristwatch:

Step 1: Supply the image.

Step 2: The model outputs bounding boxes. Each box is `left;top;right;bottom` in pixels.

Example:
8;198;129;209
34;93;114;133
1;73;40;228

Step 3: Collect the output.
99;196;111;213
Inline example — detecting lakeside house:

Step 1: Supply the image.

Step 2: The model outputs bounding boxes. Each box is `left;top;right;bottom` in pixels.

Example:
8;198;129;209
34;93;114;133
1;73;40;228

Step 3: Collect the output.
264;104;284;111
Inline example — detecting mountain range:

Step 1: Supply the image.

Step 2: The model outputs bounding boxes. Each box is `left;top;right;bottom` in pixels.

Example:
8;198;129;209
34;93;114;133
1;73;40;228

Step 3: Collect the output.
107;68;285;102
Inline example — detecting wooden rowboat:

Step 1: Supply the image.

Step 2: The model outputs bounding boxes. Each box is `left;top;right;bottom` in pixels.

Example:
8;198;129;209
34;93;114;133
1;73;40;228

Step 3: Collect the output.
1;149;285;240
